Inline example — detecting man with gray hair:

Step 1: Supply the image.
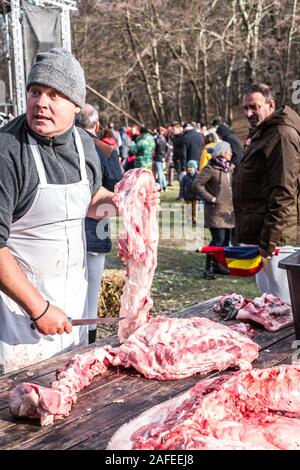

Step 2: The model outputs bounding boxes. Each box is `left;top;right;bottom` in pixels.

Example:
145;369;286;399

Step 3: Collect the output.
233;82;300;301
0;48;118;373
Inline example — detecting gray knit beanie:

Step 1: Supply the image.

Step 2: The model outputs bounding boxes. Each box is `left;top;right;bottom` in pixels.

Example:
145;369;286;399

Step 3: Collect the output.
26;48;86;108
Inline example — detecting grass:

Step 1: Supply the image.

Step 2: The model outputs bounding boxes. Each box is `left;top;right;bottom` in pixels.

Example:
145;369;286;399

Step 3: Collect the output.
105;180;261;317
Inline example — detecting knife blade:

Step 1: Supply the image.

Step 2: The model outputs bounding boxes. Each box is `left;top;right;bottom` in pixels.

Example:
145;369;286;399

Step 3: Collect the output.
30;316;125;330
70;317;125;326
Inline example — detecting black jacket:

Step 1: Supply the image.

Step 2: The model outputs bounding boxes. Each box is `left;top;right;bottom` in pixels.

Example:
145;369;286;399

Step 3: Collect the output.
172;133;183;170
217;124;244;166
154;135;167;162
181;129;204;170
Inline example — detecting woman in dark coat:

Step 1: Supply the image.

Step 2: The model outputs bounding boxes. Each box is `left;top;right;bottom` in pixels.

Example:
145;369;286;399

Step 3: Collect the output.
193;141;235;279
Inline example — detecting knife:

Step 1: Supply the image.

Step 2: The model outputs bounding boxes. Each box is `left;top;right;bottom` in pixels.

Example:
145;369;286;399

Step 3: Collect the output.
69;317;125;326
31;316;124;330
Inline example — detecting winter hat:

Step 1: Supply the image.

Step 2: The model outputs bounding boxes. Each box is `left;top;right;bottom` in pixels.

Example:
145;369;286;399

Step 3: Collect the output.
211;141;231;158
183;123;194;131
187;160;198;170
26;48;86;108
216;123;232;138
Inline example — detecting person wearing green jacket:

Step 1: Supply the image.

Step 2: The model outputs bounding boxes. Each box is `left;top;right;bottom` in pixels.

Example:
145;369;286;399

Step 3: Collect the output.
129;126;155;169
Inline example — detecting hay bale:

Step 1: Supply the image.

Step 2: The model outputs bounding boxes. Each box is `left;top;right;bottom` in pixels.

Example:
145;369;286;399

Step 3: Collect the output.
98;269;126;318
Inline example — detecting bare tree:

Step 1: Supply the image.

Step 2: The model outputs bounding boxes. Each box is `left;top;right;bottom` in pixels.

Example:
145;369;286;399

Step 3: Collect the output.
68;0;300;127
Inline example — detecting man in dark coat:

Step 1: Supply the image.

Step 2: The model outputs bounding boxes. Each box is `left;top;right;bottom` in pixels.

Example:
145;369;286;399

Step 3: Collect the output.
181;123;204;171
216;123;244;166
233;82;300;301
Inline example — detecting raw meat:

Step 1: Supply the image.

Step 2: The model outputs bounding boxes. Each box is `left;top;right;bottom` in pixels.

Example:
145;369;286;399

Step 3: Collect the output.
229;322;255;338
9;347;113;426
113;316;259;379
237;293;293;331
213;293;247;318
107;363;300;450
113;168;159;342
9;316;259;425
214;293;293;331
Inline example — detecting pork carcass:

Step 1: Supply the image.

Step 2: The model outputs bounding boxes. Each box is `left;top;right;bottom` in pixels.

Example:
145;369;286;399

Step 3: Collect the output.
113;168;159;342
112;316;259;379
9;317;259;425
214;293;293;331
107;363;300;450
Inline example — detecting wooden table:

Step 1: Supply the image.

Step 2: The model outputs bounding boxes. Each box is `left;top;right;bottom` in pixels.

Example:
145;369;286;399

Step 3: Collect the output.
0;297;297;450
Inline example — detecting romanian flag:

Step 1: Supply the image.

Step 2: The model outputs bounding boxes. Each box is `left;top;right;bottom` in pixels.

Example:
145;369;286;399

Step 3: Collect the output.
197;245;264;276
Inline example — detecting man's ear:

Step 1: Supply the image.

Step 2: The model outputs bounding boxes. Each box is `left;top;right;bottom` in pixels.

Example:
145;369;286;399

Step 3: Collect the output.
95;121;100;133
75;106;81;114
270;100;276;112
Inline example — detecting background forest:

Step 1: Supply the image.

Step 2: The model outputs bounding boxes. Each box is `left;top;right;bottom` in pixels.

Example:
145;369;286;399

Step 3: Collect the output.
70;0;300;127
1;0;300;127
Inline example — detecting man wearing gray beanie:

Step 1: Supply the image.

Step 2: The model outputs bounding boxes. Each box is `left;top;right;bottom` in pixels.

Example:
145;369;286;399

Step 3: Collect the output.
26;47;86;108
0;47;123;373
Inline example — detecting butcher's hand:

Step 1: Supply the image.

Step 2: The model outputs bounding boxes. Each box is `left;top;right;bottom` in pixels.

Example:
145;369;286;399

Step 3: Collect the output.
32;303;72;335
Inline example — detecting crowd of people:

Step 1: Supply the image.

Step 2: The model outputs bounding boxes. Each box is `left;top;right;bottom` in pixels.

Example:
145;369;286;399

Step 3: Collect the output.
91;117;243;282
80;86;300;299
0;46;300;374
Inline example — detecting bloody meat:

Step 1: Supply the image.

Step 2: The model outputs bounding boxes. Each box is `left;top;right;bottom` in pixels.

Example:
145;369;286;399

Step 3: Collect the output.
107;363;300;450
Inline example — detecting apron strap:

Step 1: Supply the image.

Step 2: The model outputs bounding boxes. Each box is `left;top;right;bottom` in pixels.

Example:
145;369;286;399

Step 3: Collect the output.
27;134;48;186
73;128;89;184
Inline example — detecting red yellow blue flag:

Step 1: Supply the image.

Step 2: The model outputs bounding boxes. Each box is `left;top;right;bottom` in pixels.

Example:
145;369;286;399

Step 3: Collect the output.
197;246;264;276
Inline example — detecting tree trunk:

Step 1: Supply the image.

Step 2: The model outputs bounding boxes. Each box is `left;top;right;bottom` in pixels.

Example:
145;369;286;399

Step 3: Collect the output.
152;36;166;124
177;39;184;123
282;0;298;103
125;7;160;125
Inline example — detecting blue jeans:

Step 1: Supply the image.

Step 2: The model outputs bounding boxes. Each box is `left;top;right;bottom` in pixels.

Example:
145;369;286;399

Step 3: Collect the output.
154;161;167;190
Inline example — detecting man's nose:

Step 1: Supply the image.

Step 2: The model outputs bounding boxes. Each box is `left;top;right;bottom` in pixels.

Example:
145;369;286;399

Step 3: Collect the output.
244;108;254;118
35;93;49;107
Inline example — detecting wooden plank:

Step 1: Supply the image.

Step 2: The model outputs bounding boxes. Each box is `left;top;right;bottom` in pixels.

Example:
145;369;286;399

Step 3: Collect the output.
253;332;297;368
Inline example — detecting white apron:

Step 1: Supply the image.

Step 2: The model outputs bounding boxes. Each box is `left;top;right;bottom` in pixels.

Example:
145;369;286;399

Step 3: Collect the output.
0;128;91;374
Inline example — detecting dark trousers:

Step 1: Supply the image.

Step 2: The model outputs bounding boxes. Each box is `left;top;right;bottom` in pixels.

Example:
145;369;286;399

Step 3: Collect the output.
205;228;231;270
209;228;231;247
